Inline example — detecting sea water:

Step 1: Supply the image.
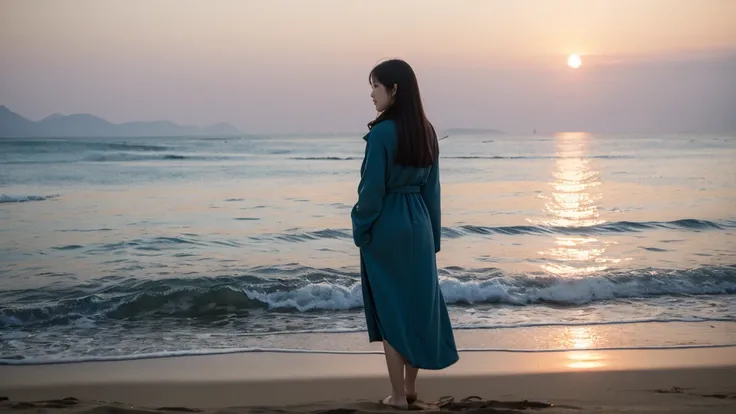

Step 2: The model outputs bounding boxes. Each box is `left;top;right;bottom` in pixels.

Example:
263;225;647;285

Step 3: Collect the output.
1;131;735;364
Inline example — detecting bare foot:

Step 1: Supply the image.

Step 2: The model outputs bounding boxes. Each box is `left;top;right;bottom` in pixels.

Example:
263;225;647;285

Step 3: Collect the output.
381;395;408;409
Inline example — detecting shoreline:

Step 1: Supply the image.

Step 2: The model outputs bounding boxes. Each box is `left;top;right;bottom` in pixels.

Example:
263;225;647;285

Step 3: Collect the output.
2;343;735;367
2;348;735;412
4;320;735;366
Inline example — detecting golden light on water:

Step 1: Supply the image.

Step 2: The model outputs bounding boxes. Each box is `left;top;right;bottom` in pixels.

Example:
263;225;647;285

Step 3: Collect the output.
536;132;620;276
542;132;602;228
569;326;595;349
563;327;607;369
566;351;606;369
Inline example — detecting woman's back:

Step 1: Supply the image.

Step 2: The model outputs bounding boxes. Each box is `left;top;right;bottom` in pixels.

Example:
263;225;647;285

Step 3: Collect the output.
360;119;436;193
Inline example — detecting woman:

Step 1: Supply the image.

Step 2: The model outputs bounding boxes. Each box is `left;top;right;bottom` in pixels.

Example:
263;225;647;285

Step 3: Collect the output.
351;59;459;409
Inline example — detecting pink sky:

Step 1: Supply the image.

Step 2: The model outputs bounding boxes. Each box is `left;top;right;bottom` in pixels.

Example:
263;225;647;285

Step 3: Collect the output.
1;0;735;133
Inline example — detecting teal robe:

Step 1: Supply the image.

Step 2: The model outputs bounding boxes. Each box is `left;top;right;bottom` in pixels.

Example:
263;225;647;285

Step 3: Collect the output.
351;119;459;370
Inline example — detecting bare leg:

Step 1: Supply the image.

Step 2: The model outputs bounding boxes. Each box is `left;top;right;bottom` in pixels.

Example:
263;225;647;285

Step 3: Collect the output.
382;340;408;408
405;363;419;401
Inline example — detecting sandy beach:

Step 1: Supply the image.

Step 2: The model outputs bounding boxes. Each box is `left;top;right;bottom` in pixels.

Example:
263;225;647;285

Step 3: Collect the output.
2;346;735;413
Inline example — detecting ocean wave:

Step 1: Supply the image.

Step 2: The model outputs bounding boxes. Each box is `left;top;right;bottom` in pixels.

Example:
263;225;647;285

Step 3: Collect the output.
0;194;59;203
249;219;735;243
1;265;734;328
0;139;169;153
52;217;729;254
2;343;735;366
445;219;733;235
65;235;243;253
81;153;237;162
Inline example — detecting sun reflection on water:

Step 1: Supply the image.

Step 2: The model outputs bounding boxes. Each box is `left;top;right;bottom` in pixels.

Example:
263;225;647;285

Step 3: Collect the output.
563;326;607;369
536;132;620;276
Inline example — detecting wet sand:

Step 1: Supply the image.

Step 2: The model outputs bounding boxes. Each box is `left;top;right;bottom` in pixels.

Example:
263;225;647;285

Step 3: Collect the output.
2;347;735;413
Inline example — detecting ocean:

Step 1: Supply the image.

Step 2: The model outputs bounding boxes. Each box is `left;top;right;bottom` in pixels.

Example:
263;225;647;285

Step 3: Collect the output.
1;131;735;365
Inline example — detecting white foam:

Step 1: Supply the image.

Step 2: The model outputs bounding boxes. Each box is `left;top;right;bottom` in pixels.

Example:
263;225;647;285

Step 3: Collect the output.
240;272;736;310
439;277;525;305
439;272;735;306
242;282;364;311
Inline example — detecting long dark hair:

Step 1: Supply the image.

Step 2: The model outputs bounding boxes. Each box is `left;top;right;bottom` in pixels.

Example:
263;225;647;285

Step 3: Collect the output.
368;59;438;167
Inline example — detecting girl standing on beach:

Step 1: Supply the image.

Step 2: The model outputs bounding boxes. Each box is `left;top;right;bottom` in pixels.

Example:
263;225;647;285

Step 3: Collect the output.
351;59;459;409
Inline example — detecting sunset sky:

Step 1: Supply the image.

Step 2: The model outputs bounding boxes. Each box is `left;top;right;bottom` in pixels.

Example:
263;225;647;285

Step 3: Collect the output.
1;0;735;133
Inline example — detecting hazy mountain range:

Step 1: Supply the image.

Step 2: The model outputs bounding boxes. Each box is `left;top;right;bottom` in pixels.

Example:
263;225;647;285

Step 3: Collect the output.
0;106;241;137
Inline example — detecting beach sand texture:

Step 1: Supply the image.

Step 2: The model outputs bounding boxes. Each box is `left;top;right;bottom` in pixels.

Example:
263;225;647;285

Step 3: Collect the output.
2;347;736;413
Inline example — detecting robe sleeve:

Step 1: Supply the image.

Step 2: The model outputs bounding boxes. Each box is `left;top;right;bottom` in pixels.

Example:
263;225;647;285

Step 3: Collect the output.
351;129;388;248
421;156;442;253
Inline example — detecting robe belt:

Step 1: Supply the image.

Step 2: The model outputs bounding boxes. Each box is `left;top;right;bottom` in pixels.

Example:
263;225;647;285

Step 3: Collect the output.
387;185;421;194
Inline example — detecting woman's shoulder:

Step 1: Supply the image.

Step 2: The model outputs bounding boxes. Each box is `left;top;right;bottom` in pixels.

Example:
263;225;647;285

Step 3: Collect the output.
370;118;397;130
366;119;397;144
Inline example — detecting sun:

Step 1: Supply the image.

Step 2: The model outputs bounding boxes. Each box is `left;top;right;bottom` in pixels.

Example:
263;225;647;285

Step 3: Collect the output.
567;54;582;69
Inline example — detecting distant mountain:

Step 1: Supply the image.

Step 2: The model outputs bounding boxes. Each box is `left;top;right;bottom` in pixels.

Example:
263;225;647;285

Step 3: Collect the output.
40;113;65;122
0;106;36;137
0;106;242;137
35;113;118;137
